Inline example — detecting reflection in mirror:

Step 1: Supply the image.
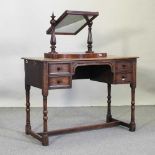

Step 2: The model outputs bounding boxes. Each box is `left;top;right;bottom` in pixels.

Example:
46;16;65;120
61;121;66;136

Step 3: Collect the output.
55;15;93;34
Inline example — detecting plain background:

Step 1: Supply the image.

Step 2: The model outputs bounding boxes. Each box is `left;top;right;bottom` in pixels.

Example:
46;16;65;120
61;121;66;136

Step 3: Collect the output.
0;0;154;107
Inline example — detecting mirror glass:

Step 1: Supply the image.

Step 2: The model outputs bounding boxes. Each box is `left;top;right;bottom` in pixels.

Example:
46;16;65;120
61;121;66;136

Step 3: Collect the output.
55;15;93;34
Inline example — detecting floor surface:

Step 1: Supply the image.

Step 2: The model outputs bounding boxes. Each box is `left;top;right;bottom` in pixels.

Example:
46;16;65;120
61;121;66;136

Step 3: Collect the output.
0;106;155;155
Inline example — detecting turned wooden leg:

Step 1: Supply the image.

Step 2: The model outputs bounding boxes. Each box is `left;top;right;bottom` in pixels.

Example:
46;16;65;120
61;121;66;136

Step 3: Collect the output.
25;84;31;134
129;83;136;132
106;83;112;122
42;94;49;146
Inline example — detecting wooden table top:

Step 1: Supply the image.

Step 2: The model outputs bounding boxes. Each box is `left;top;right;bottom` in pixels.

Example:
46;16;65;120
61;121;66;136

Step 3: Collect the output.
22;55;138;62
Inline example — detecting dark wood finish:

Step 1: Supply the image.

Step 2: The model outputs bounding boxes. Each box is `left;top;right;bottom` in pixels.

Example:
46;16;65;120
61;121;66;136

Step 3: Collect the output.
25;84;31;134
116;61;132;72
23;9;138;146
115;73;132;83
23;56;138;146
37;120;120;136
42;95;49;146
45;10;99;58
44;52;107;59
111;118;130;128
50;13;56;53
24;60;43;88
130;83;136;131
48;63;70;74
86;21;93;53
48;76;71;89
106;83;112;122
42;62;49;146
29;130;42;142
46;10;99;35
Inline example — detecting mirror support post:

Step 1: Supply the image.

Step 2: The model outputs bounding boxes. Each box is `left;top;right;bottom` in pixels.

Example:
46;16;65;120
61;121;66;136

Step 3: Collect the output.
50;13;57;53
86;21;93;53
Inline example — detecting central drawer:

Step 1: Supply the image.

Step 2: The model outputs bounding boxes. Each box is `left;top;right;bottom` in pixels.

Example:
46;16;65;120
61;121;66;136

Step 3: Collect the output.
48;76;71;89
48;63;70;74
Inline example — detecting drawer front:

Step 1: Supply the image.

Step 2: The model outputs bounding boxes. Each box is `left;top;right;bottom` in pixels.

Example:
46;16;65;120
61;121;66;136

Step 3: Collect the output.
49;64;70;74
115;73;132;84
48;76;71;89
116;62;132;72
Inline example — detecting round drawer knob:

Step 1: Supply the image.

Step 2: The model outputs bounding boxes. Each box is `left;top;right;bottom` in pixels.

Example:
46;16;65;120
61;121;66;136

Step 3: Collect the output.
121;76;126;81
57;80;61;84
122;64;126;68
57;67;61;71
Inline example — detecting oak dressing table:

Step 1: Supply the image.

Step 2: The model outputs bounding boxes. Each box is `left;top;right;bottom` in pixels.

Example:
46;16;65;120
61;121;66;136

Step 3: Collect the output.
23;10;138;146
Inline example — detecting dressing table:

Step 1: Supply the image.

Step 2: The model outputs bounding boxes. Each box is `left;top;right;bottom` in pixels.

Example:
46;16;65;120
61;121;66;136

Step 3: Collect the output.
23;10;138;146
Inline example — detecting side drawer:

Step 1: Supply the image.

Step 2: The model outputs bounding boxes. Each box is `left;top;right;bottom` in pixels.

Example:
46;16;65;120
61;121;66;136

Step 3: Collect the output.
49;63;70;74
115;62;132;72
48;76;71;89
115;73;132;84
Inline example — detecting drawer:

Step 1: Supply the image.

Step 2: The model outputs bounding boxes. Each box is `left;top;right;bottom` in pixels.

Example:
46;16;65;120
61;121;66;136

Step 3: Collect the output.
49;64;70;74
116;62;132;72
48;76;71;89
115;73;132;84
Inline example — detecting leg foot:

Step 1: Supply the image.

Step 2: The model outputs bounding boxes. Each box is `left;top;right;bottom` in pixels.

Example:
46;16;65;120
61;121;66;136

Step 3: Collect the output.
42;134;49;146
106;115;112;123
129;123;136;132
25;125;31;135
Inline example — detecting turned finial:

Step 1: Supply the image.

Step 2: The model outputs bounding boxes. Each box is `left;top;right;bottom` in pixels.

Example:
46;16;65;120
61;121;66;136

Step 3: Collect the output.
50;13;56;24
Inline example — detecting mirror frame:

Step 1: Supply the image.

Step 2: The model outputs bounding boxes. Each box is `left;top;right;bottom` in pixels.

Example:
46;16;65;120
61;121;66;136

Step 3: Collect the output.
46;10;99;35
